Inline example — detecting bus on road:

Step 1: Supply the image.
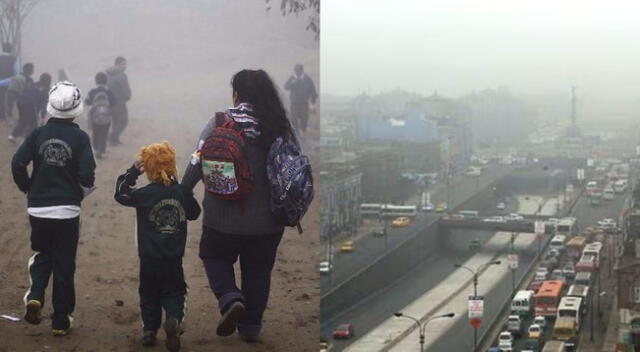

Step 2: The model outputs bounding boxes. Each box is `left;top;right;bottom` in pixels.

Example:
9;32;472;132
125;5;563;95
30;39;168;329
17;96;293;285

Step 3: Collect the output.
583;241;603;268
566;236;587;260
360;204;419;218
556;217;577;236
535;280;564;317
557;296;583;330
360;203;383;216
383;205;418;218
511;290;535;317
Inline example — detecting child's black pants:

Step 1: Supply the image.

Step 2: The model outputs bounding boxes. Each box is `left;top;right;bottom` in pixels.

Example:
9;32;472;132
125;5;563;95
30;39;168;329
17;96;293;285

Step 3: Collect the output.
139;257;187;332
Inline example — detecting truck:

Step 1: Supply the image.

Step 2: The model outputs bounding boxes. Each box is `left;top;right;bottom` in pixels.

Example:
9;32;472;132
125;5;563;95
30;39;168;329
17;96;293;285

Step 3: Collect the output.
589;190;602;206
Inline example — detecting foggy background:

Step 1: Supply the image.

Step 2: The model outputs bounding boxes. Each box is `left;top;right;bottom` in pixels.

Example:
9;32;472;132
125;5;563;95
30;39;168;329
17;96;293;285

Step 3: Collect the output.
22;0;318;131
322;0;640;118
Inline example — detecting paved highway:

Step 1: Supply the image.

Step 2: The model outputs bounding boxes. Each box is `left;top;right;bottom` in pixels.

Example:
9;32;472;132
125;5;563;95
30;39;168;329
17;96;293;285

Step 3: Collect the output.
506;187;629;352
322;195;537;351
321;165;515;293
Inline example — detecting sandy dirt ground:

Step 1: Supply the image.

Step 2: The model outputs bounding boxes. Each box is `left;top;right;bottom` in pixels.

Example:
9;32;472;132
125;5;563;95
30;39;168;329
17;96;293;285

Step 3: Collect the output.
0;1;320;351
0;111;320;351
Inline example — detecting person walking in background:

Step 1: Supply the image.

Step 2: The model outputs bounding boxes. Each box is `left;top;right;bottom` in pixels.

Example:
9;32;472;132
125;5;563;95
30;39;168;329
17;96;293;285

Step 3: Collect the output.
0;42;17;122
114;141;200;352
181;69;294;343
85;72;116;159
106;56;131;146
11;81;96;337
6;62;35;129
9;73;51;143
284;63;317;136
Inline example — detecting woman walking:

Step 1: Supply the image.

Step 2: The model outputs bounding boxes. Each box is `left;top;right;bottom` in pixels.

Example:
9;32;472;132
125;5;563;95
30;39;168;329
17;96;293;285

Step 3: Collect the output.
181;69;294;342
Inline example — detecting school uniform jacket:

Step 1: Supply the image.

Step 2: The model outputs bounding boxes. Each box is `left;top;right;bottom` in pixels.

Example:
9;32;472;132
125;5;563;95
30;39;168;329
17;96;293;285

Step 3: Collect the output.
114;166;201;260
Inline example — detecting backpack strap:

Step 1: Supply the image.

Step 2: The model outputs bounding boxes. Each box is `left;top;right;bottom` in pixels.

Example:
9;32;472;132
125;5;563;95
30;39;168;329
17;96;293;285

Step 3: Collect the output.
214;112;229;127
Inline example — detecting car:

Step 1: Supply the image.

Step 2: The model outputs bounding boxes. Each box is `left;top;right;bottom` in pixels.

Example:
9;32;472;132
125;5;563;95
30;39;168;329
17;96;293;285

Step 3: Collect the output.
546;248;561;258
333;323;354;339
484;216;507;223
522;338;542;352
505;213;524;221
562;263;576;280
498;331;513;351
392;217;411;227
528;280;543;292
444;214;465;221
533;316;546;330
320;339;332;352
340;241;355;253
319;261;332;274
540;257;558;271
598;218;617;233
371;227;385;237
423;202;434;212
528;324;544;340
496;202;506;210
466;167;481;176
435;203;448;213
550;269;566;283
469;239;481;250
534;267;549;281
506;315;523;337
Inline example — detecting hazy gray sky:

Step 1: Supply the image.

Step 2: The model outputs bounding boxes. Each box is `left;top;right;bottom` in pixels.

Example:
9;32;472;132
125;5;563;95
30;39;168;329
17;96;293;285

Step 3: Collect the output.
322;0;640;105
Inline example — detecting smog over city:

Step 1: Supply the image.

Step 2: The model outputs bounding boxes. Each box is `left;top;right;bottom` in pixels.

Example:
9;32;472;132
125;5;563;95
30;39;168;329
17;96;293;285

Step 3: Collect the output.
320;1;640;352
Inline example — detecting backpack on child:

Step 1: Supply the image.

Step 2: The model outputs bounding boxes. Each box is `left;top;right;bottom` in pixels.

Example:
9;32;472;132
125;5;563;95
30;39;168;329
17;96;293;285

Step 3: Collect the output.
266;134;314;234
89;90;112;125
200;112;253;200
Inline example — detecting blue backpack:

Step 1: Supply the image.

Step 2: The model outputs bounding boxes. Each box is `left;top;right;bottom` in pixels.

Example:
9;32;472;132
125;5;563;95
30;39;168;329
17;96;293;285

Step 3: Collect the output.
266;136;314;233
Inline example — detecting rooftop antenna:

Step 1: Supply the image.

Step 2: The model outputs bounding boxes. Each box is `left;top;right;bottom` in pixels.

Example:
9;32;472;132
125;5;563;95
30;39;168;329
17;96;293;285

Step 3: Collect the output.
571;86;576;128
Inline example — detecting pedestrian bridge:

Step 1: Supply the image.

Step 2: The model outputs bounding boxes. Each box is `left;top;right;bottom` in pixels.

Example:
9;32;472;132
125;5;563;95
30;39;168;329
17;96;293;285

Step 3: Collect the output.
438;215;555;234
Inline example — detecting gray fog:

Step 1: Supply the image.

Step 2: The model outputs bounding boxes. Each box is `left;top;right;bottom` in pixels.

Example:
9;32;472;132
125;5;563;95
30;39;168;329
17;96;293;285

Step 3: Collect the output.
322;0;640;114
23;0;318;130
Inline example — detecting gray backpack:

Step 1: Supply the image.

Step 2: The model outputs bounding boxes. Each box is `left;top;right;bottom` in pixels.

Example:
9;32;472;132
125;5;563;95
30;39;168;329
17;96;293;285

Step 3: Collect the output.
89;90;112;125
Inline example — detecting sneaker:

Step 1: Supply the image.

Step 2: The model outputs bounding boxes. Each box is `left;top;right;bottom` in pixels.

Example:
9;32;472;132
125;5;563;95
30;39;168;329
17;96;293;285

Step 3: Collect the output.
8;135;16;144
239;333;260;343
52;316;74;336
24;300;42;325
216;301;246;337
142;330;157;347
163;317;181;352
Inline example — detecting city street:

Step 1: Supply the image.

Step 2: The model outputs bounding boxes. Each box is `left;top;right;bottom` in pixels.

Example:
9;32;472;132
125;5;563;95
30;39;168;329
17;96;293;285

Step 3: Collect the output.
324;196;549;351
321;165;514;293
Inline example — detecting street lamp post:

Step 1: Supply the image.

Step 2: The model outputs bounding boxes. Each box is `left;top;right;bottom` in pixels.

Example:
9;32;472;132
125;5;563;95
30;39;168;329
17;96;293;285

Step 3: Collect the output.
394;312;455;352
454;260;502;352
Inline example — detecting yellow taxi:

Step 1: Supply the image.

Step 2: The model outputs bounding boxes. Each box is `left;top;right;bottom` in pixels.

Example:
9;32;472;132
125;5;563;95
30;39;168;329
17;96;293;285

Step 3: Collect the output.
392;217;411;227
528;324;544;340
340;241;355;253
435;203;448;213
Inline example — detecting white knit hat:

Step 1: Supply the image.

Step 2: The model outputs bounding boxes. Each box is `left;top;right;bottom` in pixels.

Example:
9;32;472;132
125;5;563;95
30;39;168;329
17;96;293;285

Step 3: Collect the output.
46;81;83;119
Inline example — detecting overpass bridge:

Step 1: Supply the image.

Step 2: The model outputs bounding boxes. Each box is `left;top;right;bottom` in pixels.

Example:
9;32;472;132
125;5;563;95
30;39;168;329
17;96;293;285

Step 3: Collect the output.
438;215;556;234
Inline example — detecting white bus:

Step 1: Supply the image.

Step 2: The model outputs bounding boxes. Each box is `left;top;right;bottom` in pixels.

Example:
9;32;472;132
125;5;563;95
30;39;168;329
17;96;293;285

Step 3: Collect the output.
458;210;480;219
557;296;583;330
556;217;577;236
549;235;567;252
511;290;535;317
360;203;383;216
567;284;589;316
383;204;418;218
583;242;603;268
